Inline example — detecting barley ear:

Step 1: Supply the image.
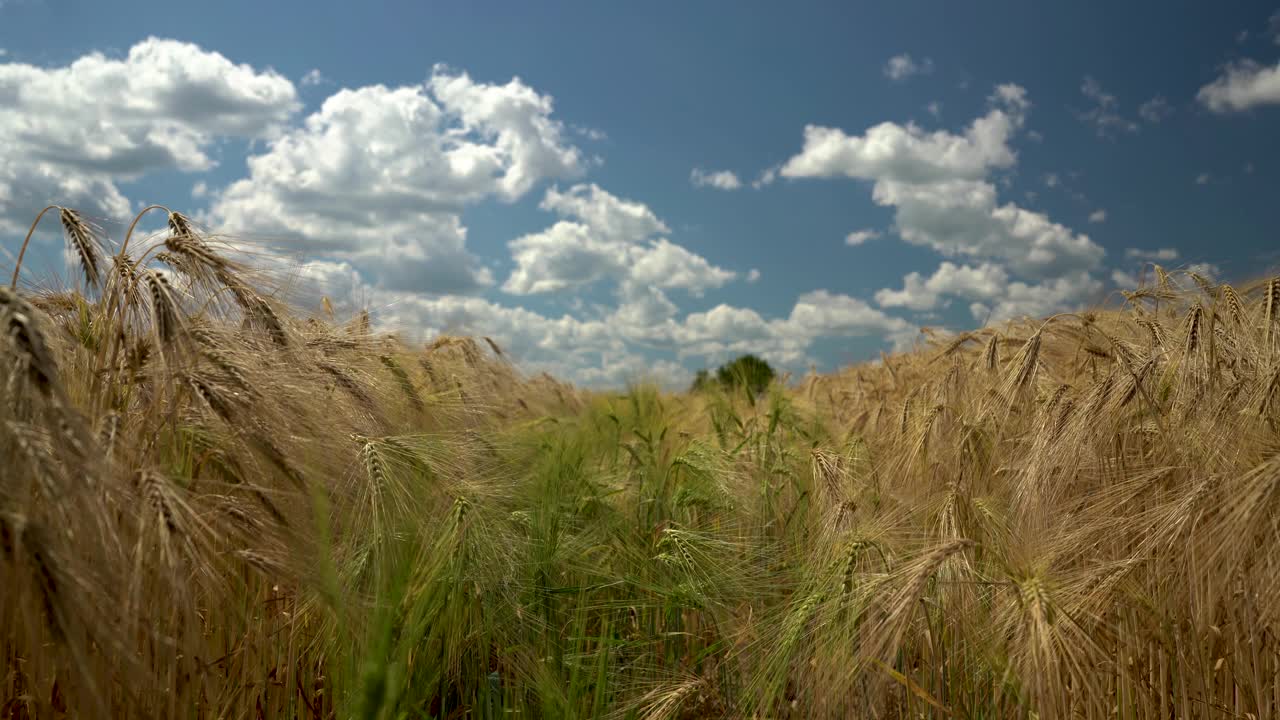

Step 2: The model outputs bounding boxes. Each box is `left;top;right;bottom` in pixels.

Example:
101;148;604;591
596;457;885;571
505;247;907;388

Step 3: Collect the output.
143;270;183;347
59;209;104;291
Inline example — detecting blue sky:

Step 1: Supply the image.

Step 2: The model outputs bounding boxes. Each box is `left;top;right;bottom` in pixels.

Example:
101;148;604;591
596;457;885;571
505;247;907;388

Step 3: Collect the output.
2;1;1279;385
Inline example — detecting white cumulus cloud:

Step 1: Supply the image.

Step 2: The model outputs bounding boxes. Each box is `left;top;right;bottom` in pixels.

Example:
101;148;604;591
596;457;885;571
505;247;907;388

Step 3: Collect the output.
1112;269;1139;288
874;261;1009;312
300;68;328;87
0;37;299;233
970;272;1104;323
845;229;881;246
359;278;916;387
780;83;1105;325
503;183;734;298
780;85;1027;183
206;67;585;293
779;85;1103;277
1125;247;1179;262
690;167;742;190
871;177;1103;277
1197;59;1280;112
884;54;934;82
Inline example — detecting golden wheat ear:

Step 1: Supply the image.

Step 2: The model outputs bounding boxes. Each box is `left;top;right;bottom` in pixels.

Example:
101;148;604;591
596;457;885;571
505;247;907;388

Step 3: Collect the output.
58;208;105;291
142;270;183;348
0;287;62;400
166;210;196;239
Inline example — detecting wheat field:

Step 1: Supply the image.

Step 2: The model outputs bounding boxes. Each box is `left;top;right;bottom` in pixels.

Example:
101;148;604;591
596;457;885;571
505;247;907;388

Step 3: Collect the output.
2;206;1278;718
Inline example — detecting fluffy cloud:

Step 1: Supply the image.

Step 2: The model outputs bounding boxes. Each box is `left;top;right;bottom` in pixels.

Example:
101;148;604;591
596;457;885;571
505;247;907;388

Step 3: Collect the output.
874;262;1009;311
1112;269;1139;288
503;183;734;297
1;39;929;387
877;264;1103;325
780;83;1105;327
207;68;585;293
781;86;1102;279
1185;262;1220;279
845;229;881;246
1125;247;1179;262
669;291;917;364
0;37;299;233
1197;60;1280;112
970;272;1104;324
300;69;328;87
751;166;779;189
347;275;916;387
540;183;667;239
883;54;934;82
690;167;742;190
1088;209;1107;223
871;178;1104;277
293;250;915;386
781;86;1026;183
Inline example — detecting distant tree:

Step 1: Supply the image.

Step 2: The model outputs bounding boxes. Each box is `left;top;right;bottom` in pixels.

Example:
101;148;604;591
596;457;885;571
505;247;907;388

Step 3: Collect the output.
690;368;713;392
714;354;776;399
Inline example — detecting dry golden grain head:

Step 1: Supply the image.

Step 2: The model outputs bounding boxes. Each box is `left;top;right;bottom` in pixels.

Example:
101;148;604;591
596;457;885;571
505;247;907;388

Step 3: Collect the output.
3;517;69;640
186;372;239;422
199;345;255;396
162;232;232;288
1135;317;1165;347
899;387;920;435
1011;329;1043;390
58;208;104;291
1154;264;1170;289
1188;272;1217;298
136;470;182;540
243;422;307;490
97;411;122;456
224;281;288;346
1183;304;1203;356
357;436;388;491
1265;277;1280;341
982;334;1000;372
1222;284;1246;326
143;270;182;346
318;360;376;412
934;332;973;362
0;288;61;399
482;336;505;358
166;210;197;238
380;354;424;413
1046;383;1072;412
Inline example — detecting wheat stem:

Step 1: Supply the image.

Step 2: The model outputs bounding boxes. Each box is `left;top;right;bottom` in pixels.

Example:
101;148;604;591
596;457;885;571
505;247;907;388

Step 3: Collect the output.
9;205;59;289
